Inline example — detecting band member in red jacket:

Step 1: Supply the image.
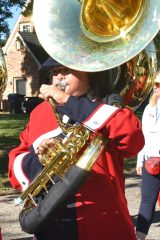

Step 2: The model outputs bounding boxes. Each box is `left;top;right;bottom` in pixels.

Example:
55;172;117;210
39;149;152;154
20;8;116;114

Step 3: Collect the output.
8;65;144;240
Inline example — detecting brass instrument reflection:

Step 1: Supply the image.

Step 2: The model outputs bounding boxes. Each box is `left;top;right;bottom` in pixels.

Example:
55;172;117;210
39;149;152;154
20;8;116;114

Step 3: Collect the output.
118;44;156;110
81;0;144;42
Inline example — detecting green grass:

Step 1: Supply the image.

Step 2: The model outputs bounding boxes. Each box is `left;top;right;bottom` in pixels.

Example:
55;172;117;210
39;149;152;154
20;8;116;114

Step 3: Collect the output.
124;157;137;174
0;113;29;194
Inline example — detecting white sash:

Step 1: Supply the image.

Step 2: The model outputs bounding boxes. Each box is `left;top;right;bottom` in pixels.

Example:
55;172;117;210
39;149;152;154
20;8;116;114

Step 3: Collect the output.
83;104;119;130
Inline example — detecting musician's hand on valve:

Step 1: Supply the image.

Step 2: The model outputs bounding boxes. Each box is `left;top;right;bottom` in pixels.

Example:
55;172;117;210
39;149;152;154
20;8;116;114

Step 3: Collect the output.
39;84;70;105
35;139;53;162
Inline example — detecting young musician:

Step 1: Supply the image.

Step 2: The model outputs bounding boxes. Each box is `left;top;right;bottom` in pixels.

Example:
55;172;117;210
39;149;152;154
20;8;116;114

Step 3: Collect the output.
8;65;144;240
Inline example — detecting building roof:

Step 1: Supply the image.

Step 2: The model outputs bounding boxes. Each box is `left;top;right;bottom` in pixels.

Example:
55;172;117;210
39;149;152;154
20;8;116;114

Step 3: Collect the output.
42;57;62;68
19;31;61;68
18;31;49;64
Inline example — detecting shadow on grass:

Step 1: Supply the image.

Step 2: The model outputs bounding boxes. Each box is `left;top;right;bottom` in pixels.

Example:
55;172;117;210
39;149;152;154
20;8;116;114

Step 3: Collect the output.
0;114;29;193
0;136;19;175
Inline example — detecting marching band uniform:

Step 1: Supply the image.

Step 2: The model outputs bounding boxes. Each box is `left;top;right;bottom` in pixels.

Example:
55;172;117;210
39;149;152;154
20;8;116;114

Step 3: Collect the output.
8;96;144;240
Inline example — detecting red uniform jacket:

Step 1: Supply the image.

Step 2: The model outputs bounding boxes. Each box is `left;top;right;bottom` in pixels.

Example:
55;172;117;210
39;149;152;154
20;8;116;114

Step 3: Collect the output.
8;96;144;240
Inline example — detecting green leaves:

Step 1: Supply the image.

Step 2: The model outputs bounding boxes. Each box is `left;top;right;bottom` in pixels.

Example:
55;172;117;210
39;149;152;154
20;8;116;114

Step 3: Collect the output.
0;0;33;47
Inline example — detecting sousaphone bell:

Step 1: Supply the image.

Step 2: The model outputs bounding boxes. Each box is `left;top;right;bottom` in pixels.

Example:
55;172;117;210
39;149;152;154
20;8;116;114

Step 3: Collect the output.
33;0;160;72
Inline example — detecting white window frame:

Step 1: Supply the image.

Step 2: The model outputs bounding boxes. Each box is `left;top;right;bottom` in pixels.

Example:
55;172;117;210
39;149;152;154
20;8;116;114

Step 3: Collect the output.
19;23;31;32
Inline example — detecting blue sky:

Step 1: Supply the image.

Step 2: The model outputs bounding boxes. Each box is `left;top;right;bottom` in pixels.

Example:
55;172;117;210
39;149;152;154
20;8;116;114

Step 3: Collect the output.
8;6;21;31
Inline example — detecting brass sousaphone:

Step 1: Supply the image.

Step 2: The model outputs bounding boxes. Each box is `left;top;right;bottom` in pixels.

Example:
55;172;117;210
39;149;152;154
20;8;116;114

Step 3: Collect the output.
19;0;160;234
33;0;160;110
33;0;160;71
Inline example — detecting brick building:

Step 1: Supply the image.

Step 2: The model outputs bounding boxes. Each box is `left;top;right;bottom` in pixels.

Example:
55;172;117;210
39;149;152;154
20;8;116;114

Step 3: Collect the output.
1;12;58;112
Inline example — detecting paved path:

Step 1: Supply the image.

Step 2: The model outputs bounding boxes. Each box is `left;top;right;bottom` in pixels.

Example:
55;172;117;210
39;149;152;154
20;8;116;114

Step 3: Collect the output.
0;175;159;240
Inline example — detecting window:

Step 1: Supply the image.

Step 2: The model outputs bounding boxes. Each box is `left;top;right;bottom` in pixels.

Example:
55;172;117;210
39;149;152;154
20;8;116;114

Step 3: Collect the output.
20;23;31;32
23;25;30;32
15;79;26;95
